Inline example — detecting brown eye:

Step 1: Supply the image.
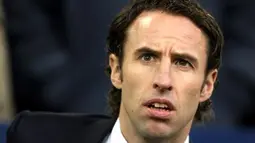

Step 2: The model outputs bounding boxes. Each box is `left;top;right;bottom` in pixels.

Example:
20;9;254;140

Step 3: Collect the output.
174;58;192;68
140;53;156;62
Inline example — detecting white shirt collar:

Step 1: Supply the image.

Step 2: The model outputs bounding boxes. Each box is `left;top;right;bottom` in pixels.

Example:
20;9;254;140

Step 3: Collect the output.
104;118;127;143
104;118;189;143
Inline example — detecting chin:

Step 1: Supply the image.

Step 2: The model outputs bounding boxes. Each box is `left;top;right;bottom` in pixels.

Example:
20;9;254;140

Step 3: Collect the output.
141;119;175;138
146;130;172;138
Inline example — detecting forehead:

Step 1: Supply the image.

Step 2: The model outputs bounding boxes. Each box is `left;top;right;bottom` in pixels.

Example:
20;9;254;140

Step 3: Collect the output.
126;11;207;52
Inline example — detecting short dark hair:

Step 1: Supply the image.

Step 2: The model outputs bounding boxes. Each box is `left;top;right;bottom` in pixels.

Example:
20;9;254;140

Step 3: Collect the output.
105;0;224;124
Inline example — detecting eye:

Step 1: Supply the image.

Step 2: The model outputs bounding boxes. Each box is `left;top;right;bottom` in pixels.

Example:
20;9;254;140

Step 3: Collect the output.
174;58;192;68
140;53;157;62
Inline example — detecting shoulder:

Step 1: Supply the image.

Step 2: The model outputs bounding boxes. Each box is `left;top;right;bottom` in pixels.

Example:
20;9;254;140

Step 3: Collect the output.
13;110;111;122
7;111;114;143
8;110;112;130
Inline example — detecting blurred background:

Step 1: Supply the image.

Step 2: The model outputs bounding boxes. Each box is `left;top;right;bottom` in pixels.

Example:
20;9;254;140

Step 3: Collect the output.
0;0;255;142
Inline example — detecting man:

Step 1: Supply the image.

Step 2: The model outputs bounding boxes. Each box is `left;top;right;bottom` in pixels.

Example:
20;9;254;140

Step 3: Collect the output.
7;0;224;143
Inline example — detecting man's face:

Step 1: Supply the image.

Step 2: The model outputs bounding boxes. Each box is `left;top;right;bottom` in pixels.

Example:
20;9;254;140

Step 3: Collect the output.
110;11;217;141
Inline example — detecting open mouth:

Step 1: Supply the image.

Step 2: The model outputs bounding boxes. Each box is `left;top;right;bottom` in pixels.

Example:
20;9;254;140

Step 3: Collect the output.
143;98;176;119
143;98;175;111
148;103;171;111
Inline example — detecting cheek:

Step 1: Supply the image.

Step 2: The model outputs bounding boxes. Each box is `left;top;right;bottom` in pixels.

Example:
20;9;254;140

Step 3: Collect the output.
173;72;203;111
175;82;201;122
175;71;204;93
121;64;153;106
123;62;155;90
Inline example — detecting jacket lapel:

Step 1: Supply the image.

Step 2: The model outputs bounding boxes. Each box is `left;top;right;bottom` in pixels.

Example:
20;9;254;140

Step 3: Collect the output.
84;117;116;143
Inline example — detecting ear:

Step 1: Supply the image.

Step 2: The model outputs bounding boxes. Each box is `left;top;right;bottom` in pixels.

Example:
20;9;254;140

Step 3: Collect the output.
200;69;218;102
109;54;122;89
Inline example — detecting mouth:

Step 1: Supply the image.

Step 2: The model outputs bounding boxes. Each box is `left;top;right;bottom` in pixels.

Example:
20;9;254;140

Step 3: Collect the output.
144;98;175;110
148;103;171;111
143;98;175;119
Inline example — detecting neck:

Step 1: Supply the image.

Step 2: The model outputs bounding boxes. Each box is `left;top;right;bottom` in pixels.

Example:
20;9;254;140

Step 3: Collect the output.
118;103;191;143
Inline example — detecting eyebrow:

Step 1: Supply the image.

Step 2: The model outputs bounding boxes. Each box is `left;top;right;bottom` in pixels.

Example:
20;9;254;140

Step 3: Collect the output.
134;47;161;56
134;46;199;67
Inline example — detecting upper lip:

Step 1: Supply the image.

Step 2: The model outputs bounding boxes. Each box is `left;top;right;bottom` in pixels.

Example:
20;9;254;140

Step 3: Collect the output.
143;98;176;110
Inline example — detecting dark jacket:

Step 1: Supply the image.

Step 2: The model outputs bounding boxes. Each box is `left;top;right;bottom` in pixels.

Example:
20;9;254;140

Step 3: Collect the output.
7;111;116;143
7;111;192;143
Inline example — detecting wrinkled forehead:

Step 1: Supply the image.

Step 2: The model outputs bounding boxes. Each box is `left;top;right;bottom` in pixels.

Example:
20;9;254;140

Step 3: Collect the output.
126;11;207;49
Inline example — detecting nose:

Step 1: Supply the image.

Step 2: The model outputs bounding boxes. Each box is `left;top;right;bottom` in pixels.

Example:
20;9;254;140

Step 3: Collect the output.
153;60;172;92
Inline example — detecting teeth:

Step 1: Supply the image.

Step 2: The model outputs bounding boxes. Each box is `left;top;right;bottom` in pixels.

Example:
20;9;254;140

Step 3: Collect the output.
152;103;168;108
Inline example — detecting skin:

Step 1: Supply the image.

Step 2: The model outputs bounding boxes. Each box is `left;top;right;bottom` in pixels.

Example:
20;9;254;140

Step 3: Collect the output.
109;11;218;143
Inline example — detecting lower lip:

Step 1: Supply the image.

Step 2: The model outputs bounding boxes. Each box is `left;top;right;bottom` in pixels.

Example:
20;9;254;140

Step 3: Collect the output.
146;107;174;120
